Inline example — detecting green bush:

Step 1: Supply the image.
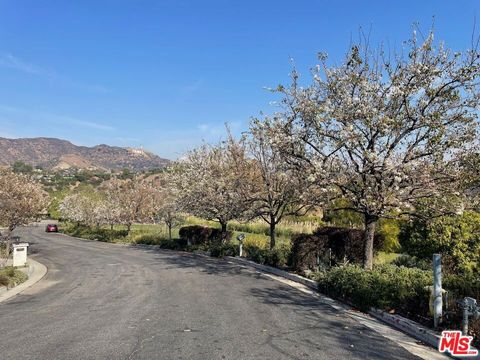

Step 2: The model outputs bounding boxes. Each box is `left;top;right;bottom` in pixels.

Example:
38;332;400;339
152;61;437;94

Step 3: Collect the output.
133;234;164;245
157;238;188;250
400;211;480;273
378;219;401;252
392;254;431;270
265;245;291;267
317;264;432;316
210;243;239;258
0;275;9;287
0;266;28;288
243;244;291;268
444;272;480;300
291;227;385;272
179;225;232;245
443;272;480;346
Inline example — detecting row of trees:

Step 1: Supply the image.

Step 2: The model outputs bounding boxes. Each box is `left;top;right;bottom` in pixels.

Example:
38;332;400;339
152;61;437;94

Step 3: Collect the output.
60;29;479;270
60;176;183;239
174;30;480;269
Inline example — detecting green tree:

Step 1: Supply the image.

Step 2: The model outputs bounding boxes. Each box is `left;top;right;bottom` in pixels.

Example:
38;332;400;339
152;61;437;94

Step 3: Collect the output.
11;161;33;174
400;211;480;273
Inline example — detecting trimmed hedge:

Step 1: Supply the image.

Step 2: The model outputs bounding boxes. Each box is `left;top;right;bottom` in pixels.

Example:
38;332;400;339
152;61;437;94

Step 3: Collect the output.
179;225;232;245
244;244;291;268
317;264;432;317
291;226;384;272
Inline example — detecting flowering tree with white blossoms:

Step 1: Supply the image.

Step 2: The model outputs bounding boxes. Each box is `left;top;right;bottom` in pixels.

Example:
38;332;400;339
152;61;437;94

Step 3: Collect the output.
0;169;48;266
151;172;184;240
0;169;48;232
458;152;480;210
174;137;250;242
264;30;480;269
60;190;103;226
103;177;157;233
246;121;317;249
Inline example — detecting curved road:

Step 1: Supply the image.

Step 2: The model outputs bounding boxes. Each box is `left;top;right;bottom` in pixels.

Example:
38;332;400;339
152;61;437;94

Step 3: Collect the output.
0;226;421;360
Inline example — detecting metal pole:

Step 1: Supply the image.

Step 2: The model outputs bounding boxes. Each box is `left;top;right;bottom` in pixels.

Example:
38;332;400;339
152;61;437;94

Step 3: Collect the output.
433;253;442;328
462;298;469;335
239;243;243;257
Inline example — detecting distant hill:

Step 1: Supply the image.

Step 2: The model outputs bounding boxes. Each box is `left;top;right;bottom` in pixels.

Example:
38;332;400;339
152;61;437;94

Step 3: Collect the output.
0;137;170;172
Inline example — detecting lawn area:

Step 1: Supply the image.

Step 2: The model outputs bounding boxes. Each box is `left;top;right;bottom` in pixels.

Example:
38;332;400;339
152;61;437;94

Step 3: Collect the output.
64;216;393;263
107;221;288;248
104;216;319;248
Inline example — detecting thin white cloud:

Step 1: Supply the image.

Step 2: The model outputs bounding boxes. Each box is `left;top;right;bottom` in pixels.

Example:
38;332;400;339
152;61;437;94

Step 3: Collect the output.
0;53;51;76
0;53;109;93
0;104;115;131
63;117;115;131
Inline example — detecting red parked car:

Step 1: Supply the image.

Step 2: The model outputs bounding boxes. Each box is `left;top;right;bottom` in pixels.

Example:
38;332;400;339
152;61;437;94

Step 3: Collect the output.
45;224;58;233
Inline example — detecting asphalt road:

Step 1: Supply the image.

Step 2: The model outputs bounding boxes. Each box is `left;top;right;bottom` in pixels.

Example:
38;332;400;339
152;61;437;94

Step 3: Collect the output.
0;225;421;360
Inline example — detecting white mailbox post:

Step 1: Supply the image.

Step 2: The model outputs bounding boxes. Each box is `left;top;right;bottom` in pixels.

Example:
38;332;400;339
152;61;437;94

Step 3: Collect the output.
12;243;29;267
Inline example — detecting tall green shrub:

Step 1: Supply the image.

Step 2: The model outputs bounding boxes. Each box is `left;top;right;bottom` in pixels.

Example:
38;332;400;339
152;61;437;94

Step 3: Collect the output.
400;211;480;273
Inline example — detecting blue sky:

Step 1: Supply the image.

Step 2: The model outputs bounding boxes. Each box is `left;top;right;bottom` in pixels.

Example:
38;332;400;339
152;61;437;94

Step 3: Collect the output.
0;0;478;159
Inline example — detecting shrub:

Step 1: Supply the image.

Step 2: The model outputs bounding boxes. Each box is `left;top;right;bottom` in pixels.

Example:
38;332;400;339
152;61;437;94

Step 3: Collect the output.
378;219;401;252
0;275;9;287
392;254;431;270
179;225;232;245
244;244;268;264
444;272;480;300
291;226;384;272
179;225;212;245
243;234;269;249
0;267;28;288
210;243;239;258
443;272;480;346
400;211;480;273
243;244;291;268
210;228;233;243
157;238;188;250
133;234;164;245
5;266;15;277
291;233;325;272
317;264;432;317
264;244;291;268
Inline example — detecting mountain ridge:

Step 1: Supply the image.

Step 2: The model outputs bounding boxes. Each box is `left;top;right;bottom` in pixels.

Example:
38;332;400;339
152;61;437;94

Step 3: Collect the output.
0;137;170;171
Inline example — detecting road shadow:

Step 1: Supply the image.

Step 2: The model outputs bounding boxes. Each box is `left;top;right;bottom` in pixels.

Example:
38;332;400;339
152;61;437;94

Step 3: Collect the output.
246;283;420;360
127;246;267;279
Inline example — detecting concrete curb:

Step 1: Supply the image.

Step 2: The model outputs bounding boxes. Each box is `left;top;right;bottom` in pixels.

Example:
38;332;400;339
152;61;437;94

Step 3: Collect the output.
225;256;450;360
0;258;48;304
368;308;441;349
226;256;319;290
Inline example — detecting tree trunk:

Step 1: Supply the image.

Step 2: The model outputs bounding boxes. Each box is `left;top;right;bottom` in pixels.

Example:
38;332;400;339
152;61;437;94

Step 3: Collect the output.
269;215;276;250
168;224;172;240
110;223;114;230
127;223;132;234
220;221;228;244
363;214;378;270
